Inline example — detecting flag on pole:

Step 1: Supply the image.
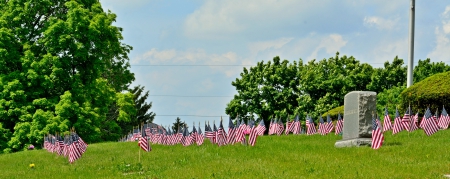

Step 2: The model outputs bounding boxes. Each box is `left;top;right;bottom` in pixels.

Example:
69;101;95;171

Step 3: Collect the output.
325;114;334;134
216;118;228;146
139;126;151;152
276;118;284;136
392;108;404;135
422;108;440;136
196;122;204;146
227;116;237;145
401;106;412;132
318;116;326;135
268;118;274;135
285;116;292;135
438;106;450;129
335;113;343;135
371;115;384;149
306;115;317;135
289;115;301;134
382;107;392;132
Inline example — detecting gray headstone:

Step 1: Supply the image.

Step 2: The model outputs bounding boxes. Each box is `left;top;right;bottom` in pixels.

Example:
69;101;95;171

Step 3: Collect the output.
335;91;376;148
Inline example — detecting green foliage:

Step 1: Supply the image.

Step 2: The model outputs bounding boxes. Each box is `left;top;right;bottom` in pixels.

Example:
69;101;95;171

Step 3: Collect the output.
0;0;135;152
0;130;449;178
413;58;450;83
227;52;373;125
321;105;344;119
376;86;406;116
367;56;406;93
226;56;301;123
400;71;450;114
172;117;186;132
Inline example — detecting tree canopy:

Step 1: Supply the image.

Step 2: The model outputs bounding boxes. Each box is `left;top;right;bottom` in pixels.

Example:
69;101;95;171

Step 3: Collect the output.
226;53;450;128
0;0;138;152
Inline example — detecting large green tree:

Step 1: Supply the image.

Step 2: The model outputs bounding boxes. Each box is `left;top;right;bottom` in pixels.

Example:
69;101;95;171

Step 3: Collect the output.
0;0;135;152
226;56;301;124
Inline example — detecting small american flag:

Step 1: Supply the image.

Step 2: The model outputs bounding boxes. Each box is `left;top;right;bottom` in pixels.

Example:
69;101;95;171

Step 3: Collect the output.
306;115;317;135
438;106;450;129
234;119;246;143
289;115;301;134
181;125;193;146
268;119;274;135
382;108;392;132
325;114;334;134
401;107;412;132
216;119;228;146
139;127;151;152
227;117;237;145
276;119;284;136
318;116;326;135
196;122;204;146
371;115;384;149
422;108;440;136
392;108;404;135
335;113;343;135
285;116;292;135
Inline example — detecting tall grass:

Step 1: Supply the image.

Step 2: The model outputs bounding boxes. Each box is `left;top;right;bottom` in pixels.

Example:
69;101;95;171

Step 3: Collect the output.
1;130;449;178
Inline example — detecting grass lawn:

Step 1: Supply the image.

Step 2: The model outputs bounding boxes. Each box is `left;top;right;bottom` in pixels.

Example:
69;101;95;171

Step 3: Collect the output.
0;129;449;178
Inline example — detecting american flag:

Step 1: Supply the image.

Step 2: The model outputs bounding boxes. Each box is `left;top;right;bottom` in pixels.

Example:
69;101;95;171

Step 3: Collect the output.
268;119;274;135
196;122;204;146
422;108;440;136
438;106;450;129
216;119;228;146
433;109;439;125
371;115;384;149
318;116;326;135
325;114;334;134
306;115;317;135
276;118;284;136
234;119;246;143
204;122;212;143
68;133;82;163
382;108;392;132
409;112;419;132
191;123;198;144
289;115;301;134
227;117;237;145
181;125;193;146
212;122;218;144
139;126;151;152
335;113;343;135
392;108;404;135
255;119;266;136
249;120;265;146
285;116;292;135
401;106;413;132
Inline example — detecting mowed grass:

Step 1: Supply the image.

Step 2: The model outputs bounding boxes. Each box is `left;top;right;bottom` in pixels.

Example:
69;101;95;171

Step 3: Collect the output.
1;130;450;179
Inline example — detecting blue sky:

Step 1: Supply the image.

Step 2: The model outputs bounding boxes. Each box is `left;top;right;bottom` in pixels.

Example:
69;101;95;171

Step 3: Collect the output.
99;0;450;128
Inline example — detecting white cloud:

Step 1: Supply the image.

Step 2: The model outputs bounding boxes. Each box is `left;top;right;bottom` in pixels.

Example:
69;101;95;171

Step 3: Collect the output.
133;48;243;77
248;38;294;56
183;0;329;39
307;34;348;60
428;6;450;61
363;16;400;30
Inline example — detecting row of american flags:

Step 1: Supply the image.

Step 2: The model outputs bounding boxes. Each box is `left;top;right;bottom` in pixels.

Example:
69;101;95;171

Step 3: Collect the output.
43;130;88;163
124;105;450;152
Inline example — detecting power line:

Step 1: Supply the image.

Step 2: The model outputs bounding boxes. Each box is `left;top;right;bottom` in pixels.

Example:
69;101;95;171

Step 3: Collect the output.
155;115;228;117
130;61;450;67
131;64;252;67
149;95;233;97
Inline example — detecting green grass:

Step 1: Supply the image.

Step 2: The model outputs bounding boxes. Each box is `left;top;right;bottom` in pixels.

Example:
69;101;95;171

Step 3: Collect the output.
1;130;450;179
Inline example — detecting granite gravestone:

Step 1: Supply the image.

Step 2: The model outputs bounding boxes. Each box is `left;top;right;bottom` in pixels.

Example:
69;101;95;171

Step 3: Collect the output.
335;91;376;148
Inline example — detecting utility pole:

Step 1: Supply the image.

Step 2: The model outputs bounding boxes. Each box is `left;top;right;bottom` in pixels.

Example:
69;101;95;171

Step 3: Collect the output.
407;0;415;87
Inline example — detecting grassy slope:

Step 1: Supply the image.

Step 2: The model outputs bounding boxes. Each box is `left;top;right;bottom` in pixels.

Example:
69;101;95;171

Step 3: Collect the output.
1;130;450;179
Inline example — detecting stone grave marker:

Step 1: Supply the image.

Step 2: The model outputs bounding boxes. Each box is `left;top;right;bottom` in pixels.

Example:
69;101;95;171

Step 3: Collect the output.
335;91;376;148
